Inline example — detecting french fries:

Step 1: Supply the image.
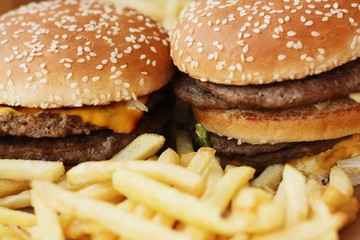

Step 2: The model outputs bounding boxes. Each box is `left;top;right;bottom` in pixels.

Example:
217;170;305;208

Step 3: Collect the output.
0;179;29;198
282;165;309;226
0;133;357;240
111;133;165;161
0;190;31;209
31;181;190;240
31;191;64;240
0;207;36;227
0;160;64;181
118;0;192;29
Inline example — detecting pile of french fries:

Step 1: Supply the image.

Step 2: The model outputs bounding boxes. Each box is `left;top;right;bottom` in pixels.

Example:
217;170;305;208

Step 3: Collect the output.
0;133;358;240
111;0;191;29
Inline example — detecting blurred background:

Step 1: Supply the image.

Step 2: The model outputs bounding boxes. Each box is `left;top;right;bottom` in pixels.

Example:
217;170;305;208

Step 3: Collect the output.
0;0;191;30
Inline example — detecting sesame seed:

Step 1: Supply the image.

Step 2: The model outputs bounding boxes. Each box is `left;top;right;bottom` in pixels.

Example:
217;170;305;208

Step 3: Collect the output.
278;54;286;61
287;31;296;37
6;69;11;77
305;20;313;26
311;31;320;37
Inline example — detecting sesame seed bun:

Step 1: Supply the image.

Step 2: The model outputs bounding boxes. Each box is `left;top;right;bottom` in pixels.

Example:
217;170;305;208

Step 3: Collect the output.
171;0;360;85
0;0;173;108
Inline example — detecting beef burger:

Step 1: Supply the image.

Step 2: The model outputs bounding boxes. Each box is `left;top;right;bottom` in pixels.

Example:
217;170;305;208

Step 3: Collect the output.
171;0;360;169
0;0;174;164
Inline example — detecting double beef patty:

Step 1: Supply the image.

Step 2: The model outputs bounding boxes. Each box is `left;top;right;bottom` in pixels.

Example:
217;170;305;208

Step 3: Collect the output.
0;89;172;164
176;59;360;168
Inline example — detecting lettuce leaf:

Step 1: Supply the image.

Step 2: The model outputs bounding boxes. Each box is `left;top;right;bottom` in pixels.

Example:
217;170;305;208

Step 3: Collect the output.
195;123;210;147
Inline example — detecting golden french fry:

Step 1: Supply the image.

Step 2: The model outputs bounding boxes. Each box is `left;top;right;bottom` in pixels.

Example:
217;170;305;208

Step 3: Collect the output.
65;218;117;240
203;166;255;208
153;152;222;231
308;196;332;218
0;225;25;240
66;160;124;186
328;166;353;200
187;147;216;174
117;199;138;212
125;161;205;196
31;191;64;240
246;201;285;233
321;185;348;211
176;130;194;154
0;179;29;198
69;159;205;195
6;226;31;240
228;233;250;240
273;180;286;204
251;164;284;194
64;218;92;239
77;182;124;202
111;134;165;161
0;206;36;227
152;214;175;228
252;213;346;240
134;204;155;219
185;166;255;240
179;152;197;168
0;190;31;209
157;148;180;165
113;168;259;235
305;178;324;197
32;181;190;240
0;160;64;182
56;176;84;191
233;187;273;211
282;165;309;226
202;158;224;197
316;230;339;240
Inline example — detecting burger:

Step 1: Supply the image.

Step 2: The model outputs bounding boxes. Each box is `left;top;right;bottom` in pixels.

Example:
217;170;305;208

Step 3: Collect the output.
171;0;360;169
0;0;174;164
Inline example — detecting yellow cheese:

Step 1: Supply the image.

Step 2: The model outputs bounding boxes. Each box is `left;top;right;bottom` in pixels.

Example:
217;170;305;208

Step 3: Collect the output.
0;96;148;134
291;134;360;178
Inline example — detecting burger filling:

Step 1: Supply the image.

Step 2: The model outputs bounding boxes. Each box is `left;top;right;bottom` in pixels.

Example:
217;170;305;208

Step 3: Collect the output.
0;88;173;164
174;59;360;168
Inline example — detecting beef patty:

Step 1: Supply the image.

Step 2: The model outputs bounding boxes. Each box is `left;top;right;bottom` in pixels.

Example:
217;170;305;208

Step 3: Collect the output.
174;58;360;110
205;132;344;169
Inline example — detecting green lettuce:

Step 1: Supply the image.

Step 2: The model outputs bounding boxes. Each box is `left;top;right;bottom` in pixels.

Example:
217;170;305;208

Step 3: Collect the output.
195;123;210;147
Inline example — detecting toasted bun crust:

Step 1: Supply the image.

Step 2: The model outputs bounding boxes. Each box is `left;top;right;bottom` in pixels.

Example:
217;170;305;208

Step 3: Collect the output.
193;98;360;144
171;0;360;85
0;0;173;108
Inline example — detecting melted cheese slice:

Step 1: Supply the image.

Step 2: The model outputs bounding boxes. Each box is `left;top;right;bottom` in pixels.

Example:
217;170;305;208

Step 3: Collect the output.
0;96;148;134
291;134;360;177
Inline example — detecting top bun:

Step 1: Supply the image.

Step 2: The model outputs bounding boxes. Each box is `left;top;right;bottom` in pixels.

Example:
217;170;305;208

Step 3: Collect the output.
171;0;360;86
0;0;173;108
